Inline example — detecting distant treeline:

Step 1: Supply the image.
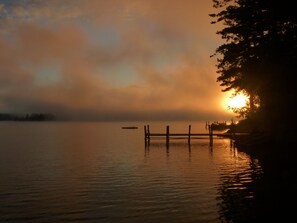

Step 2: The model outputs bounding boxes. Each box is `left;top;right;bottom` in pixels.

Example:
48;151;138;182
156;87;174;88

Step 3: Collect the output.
0;113;55;121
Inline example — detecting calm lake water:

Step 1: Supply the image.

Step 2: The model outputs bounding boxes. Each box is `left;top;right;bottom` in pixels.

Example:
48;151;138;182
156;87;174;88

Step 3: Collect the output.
0;121;265;222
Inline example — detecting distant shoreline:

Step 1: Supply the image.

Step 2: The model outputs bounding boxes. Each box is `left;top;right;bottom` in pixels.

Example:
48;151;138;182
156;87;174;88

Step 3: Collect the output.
0;113;55;121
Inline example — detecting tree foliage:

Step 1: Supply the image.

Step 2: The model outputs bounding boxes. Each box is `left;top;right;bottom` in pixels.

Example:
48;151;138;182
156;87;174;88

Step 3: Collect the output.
211;0;297;130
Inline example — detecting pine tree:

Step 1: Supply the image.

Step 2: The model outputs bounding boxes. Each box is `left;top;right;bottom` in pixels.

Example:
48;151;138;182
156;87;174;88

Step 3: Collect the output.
211;0;297;131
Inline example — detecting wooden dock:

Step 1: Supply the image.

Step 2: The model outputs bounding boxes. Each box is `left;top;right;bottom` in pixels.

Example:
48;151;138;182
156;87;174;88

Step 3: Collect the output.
144;124;248;145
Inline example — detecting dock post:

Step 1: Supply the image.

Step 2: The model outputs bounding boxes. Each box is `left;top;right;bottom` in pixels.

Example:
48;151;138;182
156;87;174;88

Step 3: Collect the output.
188;125;191;144
144;125;147;143
166;125;170;145
209;124;213;146
147;125;150;143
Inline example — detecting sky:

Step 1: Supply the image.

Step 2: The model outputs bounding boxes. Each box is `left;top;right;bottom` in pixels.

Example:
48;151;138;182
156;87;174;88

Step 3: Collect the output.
0;0;234;121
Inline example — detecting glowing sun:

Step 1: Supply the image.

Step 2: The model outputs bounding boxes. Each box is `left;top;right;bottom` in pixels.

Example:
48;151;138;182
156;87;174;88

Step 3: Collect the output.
226;93;248;109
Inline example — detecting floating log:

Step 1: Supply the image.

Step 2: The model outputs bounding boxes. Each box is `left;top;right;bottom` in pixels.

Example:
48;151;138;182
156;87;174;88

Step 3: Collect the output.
122;126;138;129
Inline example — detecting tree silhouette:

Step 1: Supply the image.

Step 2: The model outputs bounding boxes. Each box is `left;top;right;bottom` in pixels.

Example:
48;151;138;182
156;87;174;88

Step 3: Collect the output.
211;0;297;132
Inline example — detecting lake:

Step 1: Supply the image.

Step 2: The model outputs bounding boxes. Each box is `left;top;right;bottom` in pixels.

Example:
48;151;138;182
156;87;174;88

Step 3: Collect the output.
0;121;266;222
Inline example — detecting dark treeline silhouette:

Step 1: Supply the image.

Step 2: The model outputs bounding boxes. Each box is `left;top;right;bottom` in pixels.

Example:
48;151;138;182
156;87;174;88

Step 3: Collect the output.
210;0;297;138
211;2;295;220
0;113;55;121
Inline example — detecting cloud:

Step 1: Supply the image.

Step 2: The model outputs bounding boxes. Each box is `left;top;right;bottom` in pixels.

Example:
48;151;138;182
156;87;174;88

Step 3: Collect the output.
0;0;231;121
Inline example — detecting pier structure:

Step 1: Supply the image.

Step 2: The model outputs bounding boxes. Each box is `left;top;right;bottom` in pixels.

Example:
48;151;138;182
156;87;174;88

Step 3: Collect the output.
144;124;247;146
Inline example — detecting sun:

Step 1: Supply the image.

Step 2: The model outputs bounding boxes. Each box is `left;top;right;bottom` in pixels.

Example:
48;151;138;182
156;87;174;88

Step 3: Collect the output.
222;91;249;111
226;93;248;109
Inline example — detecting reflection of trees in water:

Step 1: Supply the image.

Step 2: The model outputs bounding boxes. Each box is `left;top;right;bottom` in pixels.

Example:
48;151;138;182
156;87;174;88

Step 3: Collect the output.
217;148;292;223
217;158;265;222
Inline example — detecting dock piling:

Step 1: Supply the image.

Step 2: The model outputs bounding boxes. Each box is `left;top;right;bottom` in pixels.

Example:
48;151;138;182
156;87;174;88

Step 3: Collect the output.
188;125;191;144
166;125;170;145
144;125;151;145
147;125;150;142
209;124;213;146
144;125;147;143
